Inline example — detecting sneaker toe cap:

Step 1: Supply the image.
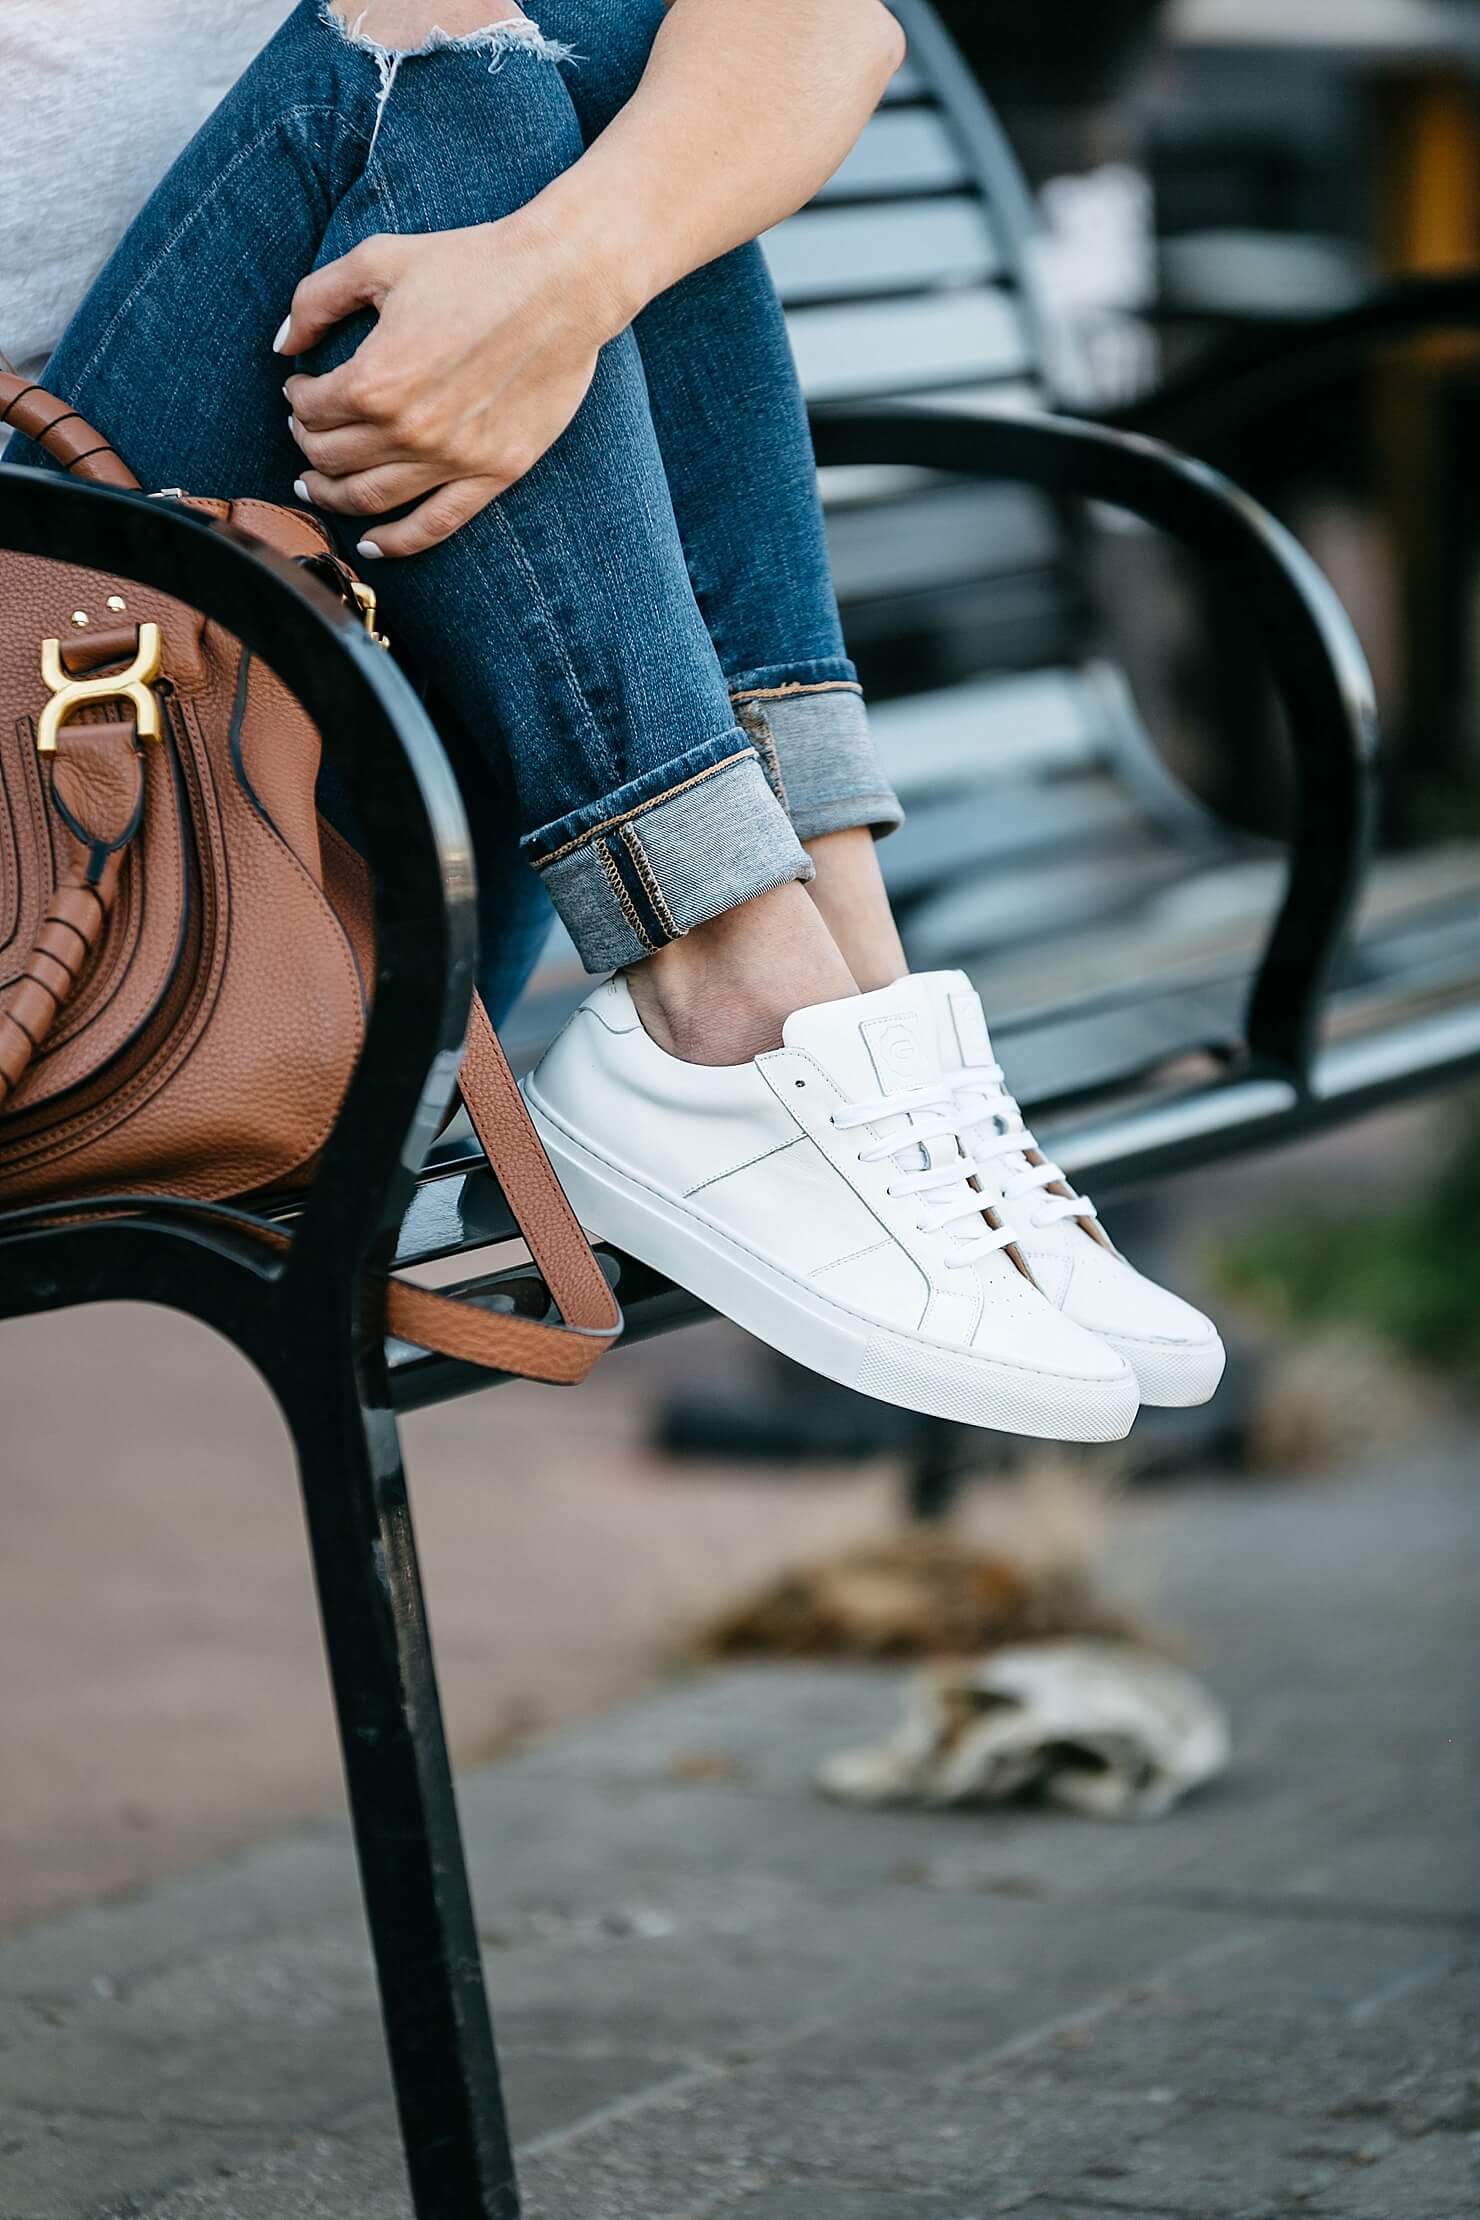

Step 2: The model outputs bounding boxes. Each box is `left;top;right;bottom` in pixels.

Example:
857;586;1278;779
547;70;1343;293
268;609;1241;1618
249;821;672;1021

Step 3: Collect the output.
1067;1252;1218;1353
969;1281;1135;1385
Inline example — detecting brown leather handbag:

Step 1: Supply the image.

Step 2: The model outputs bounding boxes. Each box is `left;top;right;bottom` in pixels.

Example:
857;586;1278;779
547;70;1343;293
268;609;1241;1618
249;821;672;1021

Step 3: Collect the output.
0;375;620;1384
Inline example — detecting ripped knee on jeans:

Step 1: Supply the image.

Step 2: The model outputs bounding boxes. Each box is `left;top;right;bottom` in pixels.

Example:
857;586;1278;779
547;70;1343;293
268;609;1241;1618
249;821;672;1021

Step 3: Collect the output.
321;2;575;149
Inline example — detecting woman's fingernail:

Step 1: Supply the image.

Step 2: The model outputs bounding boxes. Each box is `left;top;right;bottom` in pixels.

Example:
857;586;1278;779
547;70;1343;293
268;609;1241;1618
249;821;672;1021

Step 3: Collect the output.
357;539;384;561
293;478;311;504
272;317;293;354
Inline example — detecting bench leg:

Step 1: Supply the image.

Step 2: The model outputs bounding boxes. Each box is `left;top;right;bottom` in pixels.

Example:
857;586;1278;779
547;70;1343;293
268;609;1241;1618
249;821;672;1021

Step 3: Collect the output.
284;1360;520;2220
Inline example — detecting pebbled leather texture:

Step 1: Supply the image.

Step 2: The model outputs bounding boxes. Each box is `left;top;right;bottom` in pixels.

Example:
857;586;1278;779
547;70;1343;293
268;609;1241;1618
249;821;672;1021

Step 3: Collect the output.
0;375;620;1384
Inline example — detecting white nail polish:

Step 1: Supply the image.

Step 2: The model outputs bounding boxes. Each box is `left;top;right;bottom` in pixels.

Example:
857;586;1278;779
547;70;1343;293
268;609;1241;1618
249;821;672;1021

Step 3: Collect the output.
293;478;311;504
357;539;384;561
272;316;292;354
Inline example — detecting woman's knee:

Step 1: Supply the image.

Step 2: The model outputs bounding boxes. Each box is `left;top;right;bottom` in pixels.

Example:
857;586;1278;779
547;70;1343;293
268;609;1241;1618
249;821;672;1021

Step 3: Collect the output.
324;9;588;222
527;0;669;140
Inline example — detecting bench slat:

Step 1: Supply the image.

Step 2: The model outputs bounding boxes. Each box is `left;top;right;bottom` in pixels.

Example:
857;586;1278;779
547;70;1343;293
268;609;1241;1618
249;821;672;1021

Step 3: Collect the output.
900;379;1047;416
998;978;1249;1109
816;109;971;202
870;669;1122;799
764;199;1001;306
790;288;1029;401
826;479;1061;599
882;54;929;101
884;779;1148;901
911;848;1216;971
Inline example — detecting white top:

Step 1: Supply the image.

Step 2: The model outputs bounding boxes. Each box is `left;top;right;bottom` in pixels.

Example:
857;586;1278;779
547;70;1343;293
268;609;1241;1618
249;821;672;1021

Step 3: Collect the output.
0;1;295;379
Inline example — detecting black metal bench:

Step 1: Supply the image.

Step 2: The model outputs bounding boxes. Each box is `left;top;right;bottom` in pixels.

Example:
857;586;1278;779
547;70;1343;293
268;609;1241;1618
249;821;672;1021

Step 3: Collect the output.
5;8;1480;2216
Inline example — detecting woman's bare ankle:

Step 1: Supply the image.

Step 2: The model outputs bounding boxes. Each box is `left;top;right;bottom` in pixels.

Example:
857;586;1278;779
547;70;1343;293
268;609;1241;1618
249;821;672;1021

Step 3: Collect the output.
625;883;858;1066
803;828;908;993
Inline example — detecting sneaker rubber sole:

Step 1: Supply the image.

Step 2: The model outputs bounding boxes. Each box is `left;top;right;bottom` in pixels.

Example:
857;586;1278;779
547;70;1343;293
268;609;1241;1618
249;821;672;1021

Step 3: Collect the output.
526;1090;1140;1443
1099;1328;1227;1409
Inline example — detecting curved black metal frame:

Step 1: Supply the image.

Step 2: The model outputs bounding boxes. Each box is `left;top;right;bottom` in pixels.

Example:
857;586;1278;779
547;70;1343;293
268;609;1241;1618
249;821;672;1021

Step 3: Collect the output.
811;403;1381;1082
0;467;521;2220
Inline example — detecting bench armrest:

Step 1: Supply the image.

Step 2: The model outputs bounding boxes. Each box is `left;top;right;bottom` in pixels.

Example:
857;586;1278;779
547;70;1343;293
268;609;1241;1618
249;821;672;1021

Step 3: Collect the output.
810;404;1379;1082
1109;273;1480;451
0;465;476;1312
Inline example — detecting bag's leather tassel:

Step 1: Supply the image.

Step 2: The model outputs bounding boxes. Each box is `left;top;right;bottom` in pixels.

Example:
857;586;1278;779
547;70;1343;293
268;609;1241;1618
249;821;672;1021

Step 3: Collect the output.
0;726;145;1107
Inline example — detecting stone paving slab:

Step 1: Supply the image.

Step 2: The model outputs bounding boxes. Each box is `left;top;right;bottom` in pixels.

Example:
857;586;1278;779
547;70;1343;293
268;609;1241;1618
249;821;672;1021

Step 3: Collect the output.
0;1442;1476;2220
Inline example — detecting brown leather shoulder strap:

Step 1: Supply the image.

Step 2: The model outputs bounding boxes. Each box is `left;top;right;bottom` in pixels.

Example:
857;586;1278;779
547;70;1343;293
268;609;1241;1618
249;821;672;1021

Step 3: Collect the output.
0;374;140;488
457;994;622;1336
0;732;146;1106
385;988;622;1384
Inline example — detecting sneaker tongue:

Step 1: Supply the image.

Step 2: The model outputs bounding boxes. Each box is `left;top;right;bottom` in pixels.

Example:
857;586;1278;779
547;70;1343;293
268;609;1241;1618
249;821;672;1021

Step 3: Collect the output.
925;971;1037;1189
933;970;994;1070
782;980;958;1174
783;977;944;1102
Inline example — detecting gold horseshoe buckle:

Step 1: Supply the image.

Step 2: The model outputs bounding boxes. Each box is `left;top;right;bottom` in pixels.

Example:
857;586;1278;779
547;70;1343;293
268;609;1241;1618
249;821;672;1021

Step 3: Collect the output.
37;622;164;757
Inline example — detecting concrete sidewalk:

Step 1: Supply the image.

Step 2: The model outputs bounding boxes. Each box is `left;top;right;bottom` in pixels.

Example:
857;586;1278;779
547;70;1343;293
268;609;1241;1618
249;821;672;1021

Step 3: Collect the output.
2;1440;1476;2220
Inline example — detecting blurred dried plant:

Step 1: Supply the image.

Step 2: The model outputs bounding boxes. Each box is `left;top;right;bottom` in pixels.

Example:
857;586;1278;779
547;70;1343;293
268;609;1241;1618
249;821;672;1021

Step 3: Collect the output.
1242;1326;1434;1474
693;1457;1152;1662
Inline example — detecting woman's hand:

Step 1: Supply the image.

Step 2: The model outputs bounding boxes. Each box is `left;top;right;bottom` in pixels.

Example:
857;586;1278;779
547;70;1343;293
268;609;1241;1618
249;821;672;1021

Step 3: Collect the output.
283;0;905;558
281;204;631;559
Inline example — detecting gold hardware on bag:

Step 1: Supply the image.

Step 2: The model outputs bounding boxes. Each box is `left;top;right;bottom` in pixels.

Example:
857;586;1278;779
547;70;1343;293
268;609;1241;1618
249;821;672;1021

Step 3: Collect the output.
37;622;164;756
349;578;391;651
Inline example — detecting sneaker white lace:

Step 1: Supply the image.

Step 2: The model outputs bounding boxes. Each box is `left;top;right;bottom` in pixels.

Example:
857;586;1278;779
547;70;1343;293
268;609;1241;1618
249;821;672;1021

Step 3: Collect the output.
925;971;1226;1409
523;974;1139;1441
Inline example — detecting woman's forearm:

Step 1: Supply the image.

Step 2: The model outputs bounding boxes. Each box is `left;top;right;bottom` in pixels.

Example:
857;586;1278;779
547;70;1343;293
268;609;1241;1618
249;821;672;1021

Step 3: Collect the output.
284;0;905;553
544;0;907;321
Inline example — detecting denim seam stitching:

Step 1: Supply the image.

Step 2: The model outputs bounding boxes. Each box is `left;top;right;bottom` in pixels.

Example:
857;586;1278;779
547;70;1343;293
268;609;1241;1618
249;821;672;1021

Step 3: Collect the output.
729;680;865;704
531;747;757;868
68;106;369;397
355;144;606;778
342;135;610;780
487;500;613;780
620;824;681;941
596;839;653;951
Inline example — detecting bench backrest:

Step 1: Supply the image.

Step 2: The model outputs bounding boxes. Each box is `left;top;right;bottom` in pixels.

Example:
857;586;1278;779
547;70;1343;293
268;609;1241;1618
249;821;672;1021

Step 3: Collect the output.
764;0;1089;698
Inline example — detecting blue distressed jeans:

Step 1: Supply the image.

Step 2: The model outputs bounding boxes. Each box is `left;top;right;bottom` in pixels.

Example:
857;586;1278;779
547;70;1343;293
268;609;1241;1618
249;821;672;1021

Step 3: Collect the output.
11;0;902;1023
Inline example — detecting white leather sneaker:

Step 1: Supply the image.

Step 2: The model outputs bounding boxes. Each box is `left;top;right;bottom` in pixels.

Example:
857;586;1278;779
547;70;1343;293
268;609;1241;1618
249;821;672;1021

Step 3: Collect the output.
522;976;1139;1441
926;972;1226;1408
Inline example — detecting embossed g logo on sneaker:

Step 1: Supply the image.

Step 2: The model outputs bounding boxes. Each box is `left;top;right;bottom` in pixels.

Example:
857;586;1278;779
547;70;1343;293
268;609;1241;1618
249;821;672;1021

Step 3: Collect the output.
876;1021;920;1080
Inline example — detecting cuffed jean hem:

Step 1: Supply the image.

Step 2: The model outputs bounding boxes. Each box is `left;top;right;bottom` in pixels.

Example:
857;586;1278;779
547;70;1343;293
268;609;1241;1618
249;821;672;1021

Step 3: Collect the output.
524;741;814;972
729;660;906;845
